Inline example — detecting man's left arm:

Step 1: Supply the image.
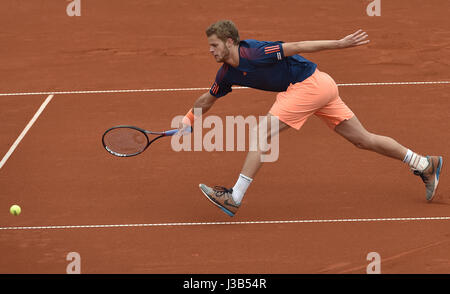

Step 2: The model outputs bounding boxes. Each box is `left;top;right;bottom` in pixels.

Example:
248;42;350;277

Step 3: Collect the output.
282;29;369;56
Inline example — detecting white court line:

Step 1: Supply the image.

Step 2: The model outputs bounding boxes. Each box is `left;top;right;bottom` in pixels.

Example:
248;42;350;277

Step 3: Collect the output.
0;95;54;170
0;81;448;96
1;216;449;231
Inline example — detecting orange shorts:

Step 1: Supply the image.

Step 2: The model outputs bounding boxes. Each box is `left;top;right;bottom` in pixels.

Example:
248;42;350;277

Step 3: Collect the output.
269;68;354;130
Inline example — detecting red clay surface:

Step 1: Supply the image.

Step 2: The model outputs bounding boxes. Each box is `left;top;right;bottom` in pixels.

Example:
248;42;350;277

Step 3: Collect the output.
0;0;449;274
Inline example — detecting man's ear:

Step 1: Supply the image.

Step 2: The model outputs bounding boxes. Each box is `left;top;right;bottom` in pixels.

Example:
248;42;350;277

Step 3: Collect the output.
226;38;234;47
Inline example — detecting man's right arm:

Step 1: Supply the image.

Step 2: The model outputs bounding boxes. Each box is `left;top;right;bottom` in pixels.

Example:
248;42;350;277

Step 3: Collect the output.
177;91;218;134
193;91;218;115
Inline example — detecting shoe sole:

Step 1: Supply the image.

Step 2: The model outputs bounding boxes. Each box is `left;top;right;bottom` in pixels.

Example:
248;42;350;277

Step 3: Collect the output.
199;184;235;217
428;156;443;202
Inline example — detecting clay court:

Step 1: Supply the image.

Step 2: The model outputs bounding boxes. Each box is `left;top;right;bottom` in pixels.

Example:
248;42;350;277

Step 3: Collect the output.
0;0;449;274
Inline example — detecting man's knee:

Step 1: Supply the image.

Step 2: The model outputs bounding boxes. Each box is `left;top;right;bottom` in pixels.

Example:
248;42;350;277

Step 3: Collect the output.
352;132;374;150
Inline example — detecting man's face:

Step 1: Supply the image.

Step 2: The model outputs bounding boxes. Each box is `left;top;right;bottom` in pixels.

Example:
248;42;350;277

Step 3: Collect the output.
207;34;231;63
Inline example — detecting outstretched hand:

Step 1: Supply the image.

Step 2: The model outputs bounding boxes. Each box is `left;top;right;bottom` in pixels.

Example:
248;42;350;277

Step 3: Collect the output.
176;122;192;136
338;29;370;48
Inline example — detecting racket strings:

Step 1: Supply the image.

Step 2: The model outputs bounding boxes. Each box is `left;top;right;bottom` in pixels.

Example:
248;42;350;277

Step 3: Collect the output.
103;128;148;156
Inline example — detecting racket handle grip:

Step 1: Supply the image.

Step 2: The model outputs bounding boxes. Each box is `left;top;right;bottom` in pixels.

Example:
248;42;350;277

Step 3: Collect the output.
164;127;192;136
164;129;178;136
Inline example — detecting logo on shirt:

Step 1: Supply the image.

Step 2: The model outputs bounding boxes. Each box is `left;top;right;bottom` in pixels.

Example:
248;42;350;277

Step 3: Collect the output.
265;45;282;60
211;82;219;95
264;45;280;55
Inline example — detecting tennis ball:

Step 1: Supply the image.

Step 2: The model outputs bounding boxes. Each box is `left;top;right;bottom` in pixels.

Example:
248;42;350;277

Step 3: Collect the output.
10;205;21;216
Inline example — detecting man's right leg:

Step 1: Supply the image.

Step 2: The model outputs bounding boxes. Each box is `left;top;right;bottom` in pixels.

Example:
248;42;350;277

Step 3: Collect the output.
199;113;290;217
240;113;291;179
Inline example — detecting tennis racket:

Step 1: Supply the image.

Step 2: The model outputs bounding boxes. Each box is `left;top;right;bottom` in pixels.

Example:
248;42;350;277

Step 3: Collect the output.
102;125;189;157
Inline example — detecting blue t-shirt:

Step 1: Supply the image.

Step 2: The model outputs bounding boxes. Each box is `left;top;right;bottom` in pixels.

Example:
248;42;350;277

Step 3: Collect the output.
210;39;317;98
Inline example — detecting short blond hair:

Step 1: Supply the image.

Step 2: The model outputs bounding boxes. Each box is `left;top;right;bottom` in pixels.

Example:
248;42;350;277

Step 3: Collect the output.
205;20;240;45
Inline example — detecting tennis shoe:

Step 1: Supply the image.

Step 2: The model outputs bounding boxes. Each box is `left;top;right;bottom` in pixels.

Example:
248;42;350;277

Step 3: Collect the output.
412;156;443;202
199;184;240;217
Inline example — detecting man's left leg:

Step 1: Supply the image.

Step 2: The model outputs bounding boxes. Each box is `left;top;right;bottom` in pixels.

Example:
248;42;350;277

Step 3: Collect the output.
334;115;443;201
334;115;408;160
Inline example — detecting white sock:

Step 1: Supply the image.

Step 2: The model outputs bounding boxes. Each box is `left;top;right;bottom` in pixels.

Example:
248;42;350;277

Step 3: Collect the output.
404;149;429;172
232;174;253;205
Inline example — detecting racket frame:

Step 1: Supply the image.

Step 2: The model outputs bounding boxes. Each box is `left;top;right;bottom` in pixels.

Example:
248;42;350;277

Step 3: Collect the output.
102;125;178;157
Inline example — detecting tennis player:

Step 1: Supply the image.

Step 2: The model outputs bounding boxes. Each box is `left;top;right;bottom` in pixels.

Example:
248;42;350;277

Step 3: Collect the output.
178;20;443;217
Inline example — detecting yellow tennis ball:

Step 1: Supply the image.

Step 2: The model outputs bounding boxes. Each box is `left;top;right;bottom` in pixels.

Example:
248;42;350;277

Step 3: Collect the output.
10;205;21;216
